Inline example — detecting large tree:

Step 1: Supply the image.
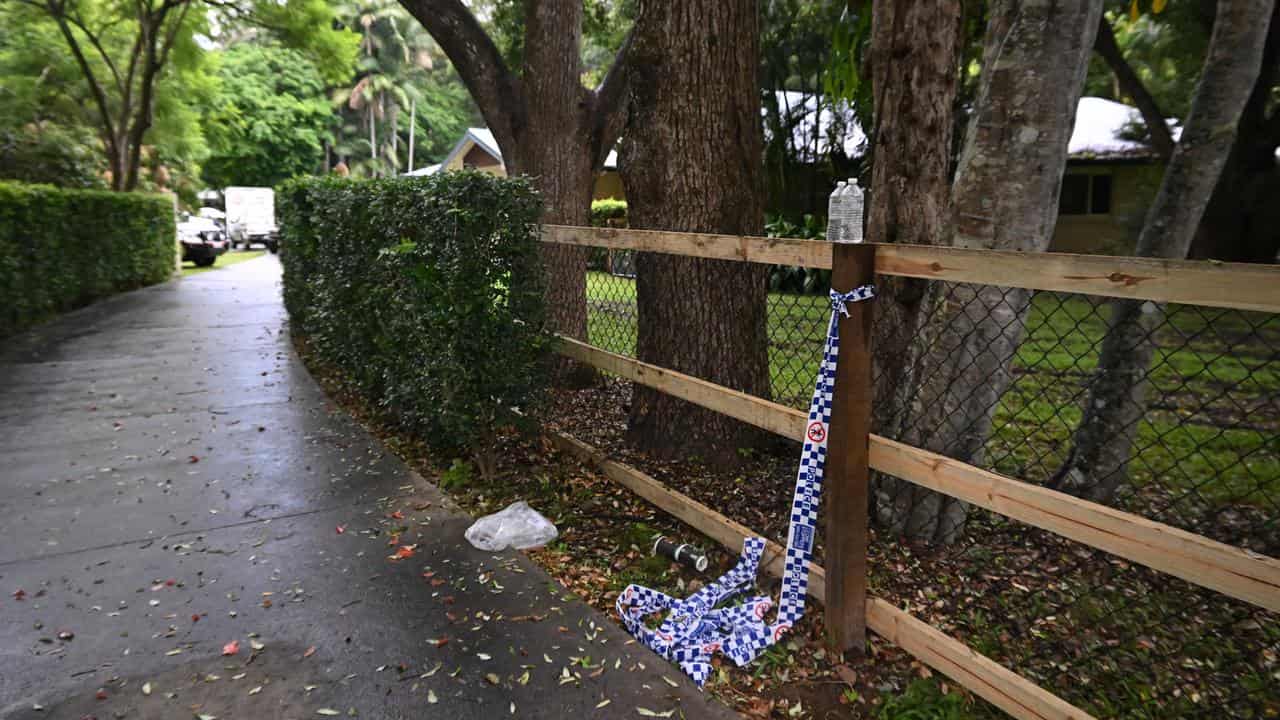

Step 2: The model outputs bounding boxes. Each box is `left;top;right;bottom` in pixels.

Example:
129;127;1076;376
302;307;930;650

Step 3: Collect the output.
885;0;1105;543
202;45;332;188
618;0;770;458
1052;0;1276;503
394;0;630;352
16;0;355;192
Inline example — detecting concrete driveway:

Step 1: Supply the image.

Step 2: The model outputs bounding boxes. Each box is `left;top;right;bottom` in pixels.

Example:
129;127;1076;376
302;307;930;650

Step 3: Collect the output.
0;255;735;720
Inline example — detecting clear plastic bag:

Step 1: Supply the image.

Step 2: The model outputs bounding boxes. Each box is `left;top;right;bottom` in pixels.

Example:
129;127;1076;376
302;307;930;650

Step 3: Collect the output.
464;501;558;551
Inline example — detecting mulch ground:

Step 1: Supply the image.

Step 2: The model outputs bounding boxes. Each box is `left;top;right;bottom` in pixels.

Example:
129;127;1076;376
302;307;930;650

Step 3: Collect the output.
298;338;1279;720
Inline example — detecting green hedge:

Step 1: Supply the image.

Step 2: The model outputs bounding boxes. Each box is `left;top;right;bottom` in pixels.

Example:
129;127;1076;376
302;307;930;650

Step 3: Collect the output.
278;172;549;458
0;181;176;338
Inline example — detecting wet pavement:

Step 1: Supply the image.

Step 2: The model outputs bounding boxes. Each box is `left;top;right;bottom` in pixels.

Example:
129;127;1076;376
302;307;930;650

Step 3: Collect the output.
0;256;734;719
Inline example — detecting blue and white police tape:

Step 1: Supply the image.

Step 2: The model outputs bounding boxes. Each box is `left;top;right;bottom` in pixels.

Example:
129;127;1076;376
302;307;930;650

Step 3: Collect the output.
616;285;876;686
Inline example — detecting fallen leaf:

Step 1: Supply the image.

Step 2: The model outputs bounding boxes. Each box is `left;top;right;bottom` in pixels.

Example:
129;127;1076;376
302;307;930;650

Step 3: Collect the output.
222;640;240;656
250;639;265;651
142;682;153;696
596;699;611;709
304;646;317;658
249;686;262;695
636;708;674;717
188;455;200;464
389;510;404;520
95;689;108;700
427;690;438;704
316;710;340;716
336;525;346;534
389;545;416;561
485;673;500;685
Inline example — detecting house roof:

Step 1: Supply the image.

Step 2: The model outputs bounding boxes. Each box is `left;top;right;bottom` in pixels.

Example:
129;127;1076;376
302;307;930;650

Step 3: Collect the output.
1067;97;1178;160
409;96;1177;178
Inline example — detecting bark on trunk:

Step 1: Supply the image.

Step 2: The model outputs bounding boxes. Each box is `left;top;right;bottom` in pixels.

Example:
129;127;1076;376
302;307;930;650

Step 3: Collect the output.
510;0;595;379
1051;0;1275;503
863;0;963;541
619;0;771;461
878;0;1104;544
1190;3;1280;263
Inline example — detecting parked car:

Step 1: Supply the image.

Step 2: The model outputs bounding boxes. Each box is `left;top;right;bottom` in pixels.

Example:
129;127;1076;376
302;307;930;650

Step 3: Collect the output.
178;214;229;267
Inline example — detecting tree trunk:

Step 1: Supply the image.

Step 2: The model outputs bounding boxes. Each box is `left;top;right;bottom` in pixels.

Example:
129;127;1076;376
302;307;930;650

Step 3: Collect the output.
619;0;770;461
509;0;595;380
398;0;632;380
863;0;963;541
1189;3;1280;263
1051;0;1275;503
877;0;1104;544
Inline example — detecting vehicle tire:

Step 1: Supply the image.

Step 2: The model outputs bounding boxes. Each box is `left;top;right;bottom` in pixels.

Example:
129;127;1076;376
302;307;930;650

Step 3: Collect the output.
267;240;279;254
194;257;217;268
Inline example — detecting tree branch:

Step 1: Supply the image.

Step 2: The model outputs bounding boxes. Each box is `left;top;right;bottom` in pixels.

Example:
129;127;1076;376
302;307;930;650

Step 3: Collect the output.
63;8;126;96
1094;13;1175;161
396;0;521;153
589;29;633;170
43;1;120;161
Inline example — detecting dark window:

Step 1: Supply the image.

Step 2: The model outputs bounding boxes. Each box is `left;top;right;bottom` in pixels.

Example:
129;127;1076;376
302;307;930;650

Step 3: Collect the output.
1059;174;1090;215
1091;174;1113;214
1059;173;1112;215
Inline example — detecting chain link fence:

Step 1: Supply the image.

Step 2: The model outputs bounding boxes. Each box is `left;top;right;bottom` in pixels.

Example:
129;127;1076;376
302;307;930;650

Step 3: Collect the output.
565;245;1279;719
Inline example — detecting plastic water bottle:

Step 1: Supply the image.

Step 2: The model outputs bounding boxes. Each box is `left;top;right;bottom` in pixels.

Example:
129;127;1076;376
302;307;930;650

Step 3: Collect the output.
827;181;848;243
844;178;865;244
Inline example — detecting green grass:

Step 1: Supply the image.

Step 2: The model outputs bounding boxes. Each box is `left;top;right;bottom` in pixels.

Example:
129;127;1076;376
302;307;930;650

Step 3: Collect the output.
181;249;266;277
585;271;1280;509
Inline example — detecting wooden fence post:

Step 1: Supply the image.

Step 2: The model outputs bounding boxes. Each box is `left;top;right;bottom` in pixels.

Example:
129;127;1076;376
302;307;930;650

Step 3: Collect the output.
823;238;875;655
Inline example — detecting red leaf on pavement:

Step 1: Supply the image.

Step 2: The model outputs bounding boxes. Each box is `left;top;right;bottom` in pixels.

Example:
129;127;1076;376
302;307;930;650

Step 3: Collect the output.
336;525;346;534
12;589;25;601
431;637;449;647
95;689;108;700
389;545;416;561
191;614;201;623
187;456;199;464
222;640;240;656
303;646;317;658
389;510;404;520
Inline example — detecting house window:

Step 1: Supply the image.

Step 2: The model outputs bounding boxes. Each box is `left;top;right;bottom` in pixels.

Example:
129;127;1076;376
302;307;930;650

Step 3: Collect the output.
1060;173;1112;215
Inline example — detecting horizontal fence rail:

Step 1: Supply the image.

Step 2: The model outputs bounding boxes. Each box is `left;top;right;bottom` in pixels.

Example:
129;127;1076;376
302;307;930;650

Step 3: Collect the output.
543;224;1280;312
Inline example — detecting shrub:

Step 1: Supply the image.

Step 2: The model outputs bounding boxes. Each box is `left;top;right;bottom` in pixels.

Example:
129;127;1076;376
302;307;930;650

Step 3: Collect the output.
765;212;831;295
278;172;549;464
587;199;627;272
0;181;175;338
590;198;627;227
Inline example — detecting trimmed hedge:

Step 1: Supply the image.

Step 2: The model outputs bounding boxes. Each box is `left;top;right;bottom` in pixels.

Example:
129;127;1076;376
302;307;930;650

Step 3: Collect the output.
278;173;548;459
0;181;176;338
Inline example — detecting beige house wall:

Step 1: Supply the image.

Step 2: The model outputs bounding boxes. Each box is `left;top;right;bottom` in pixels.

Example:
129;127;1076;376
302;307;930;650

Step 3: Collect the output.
1049;162;1163;255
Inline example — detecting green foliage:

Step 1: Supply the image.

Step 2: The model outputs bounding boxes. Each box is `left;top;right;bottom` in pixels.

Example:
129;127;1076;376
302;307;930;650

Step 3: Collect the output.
876;680;969;720
765;213;831;295
0;125;106;189
0;181;175;338
590;198;627;226
202;45;333;188
278;172;549;457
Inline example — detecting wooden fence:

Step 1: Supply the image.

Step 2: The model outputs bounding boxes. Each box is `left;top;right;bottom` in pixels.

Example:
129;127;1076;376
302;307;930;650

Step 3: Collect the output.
542;224;1280;720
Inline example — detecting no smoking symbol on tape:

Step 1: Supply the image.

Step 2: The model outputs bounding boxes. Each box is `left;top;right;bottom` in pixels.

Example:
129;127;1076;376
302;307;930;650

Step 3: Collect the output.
806;421;826;444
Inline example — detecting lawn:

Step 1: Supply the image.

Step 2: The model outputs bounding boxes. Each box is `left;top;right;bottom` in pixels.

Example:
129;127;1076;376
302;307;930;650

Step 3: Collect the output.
585;270;1280;514
181;249;266;277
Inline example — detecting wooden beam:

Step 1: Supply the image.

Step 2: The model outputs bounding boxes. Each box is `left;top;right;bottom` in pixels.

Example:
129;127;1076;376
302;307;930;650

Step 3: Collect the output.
555;336;1280;613
823;243;875;653
875;244;1280;313
556;335;807;440
542;224;1280;312
542;224;832;270
868;436;1280;613
547;427;1095;720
